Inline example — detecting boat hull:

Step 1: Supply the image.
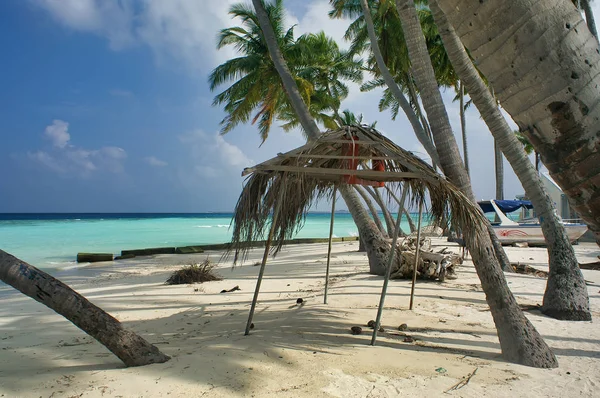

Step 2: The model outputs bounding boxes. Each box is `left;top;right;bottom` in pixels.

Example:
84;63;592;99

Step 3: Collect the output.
492;224;588;245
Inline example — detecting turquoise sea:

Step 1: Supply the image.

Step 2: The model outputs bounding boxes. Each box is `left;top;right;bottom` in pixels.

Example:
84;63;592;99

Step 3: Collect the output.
0;213;425;269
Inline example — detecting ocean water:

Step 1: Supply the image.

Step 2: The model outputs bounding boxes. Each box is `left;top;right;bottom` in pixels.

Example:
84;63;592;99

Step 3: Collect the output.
0;213;424;269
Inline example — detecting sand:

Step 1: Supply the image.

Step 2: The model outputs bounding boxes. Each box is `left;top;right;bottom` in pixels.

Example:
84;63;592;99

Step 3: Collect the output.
1;239;599;397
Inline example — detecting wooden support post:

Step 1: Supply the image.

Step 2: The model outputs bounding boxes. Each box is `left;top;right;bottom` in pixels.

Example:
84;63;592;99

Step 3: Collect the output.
409;200;424;310
370;184;409;346
244;181;286;336
324;187;337;304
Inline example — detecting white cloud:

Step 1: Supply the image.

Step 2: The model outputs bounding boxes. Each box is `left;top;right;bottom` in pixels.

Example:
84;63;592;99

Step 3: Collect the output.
145;156;168;167
214;135;252;168
29;120;127;176
27;150;65;173
178;129;253;178
32;0;353;73
34;0;135;50
44;119;71;148
33;0;240;71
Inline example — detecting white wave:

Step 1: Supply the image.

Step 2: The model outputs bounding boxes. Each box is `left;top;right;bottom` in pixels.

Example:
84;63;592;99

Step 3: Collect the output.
216;225;229;228
195;226;212;228
348;231;359;237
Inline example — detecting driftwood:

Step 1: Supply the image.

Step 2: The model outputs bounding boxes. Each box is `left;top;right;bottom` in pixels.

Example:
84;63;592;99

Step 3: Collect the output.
389;237;462;281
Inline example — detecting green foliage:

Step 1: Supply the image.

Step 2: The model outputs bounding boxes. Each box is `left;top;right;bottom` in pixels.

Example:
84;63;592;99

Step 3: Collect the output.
330;0;458;105
209;0;363;142
514;130;535;154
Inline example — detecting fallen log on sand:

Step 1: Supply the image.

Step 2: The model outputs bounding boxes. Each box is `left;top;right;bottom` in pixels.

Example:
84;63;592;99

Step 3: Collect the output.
389;237;462;281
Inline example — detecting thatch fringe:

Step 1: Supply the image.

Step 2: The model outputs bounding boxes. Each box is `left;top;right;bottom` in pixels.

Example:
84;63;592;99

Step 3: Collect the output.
227;126;487;263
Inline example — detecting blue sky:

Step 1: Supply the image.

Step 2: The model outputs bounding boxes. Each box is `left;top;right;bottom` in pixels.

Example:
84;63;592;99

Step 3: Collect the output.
0;0;548;212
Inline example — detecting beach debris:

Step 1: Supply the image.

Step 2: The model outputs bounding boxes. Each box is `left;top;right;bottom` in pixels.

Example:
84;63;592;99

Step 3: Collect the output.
253;261;261;266
403;336;414;343
398;323;408;331
220;285;241;293
511;262;548;278
444;367;478;393
435;367;447;374
513;242;529;248
388;237;462;281
367;320;376;328
250;323;254;329
296;298;304;305
579;261;600;271
165;260;222;285
350;326;363;335
378;326;385;333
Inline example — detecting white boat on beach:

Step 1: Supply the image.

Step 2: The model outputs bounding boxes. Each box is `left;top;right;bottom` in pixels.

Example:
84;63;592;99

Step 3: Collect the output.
478;199;588;245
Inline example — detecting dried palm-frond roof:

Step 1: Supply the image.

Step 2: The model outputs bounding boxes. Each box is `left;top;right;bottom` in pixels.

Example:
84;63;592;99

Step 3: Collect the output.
228;125;487;262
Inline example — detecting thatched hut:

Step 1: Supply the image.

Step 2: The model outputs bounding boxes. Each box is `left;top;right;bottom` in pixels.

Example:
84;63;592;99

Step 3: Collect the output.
229;125;489;339
229;125;487;262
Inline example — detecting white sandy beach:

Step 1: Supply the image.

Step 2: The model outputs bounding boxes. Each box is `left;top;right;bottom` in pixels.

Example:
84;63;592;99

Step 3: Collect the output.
1;239;599;398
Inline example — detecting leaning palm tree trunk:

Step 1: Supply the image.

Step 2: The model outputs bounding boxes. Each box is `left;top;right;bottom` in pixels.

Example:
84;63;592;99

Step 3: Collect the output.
355;185;388;237
358;0;440;169
395;0;557;368
436;0;600;246
251;0;392;274
0;250;170;367
251;0;320;140
403;209;417;233
364;186;396;236
430;0;591;321
459;82;470;175
494;140;504;200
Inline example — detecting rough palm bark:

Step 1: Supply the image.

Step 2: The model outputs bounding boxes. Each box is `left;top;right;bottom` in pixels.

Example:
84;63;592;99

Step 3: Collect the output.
358;0;440;168
355;185;388;237
365;186;397;236
252;0;392;270
430;0;591;321
494;140;504;200
395;0;512;271
340;185;400;275
437;0;600;246
459;82;470;175
0;250;170;367
407;76;436;166
395;0;557;367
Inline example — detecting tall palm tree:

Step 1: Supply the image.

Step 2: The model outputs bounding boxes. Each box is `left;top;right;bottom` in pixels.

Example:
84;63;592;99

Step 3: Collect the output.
210;4;363;140
429;0;590;321
209;1;303;143
220;0;393;275
331;0;441;167
436;0;600;245
393;0;557;367
278;32;364;131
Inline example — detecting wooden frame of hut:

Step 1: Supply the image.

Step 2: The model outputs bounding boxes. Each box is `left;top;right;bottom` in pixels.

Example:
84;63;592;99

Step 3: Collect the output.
227;126;488;345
